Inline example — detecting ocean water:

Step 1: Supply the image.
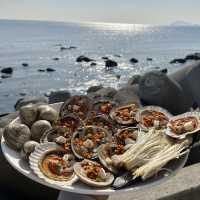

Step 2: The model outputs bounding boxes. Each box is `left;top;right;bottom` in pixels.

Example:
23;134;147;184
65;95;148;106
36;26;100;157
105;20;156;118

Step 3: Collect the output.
1;19;200;114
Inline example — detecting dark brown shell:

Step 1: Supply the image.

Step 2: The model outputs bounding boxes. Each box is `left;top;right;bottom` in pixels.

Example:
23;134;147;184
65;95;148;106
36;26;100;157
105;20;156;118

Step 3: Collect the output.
59;95;92;120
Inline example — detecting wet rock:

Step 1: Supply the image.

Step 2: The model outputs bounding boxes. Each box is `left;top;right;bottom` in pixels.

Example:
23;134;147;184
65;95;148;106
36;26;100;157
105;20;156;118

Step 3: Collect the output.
48;90;71;104
22;63;29;67
160;68;168;74
1;67;13;74
102;56;109;60
88;87;117;100
147;58;153;61
87;85;103;94
52;57;59;61
185;53;200;61
14;96;48;110
90;62;97;66
139;71;190;114
68;46;77;49
170;58;186;64
129;58;139;64
76;56;94;62
116;74;121;80
113;86;141;106
127;75;141;86
38;69;45;72
1;74;11;79
46;68;56;72
105;59;118;68
60;46;67;51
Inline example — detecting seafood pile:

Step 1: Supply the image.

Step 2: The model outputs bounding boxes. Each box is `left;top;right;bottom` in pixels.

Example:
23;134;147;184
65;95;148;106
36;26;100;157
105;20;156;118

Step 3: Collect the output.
3;96;199;189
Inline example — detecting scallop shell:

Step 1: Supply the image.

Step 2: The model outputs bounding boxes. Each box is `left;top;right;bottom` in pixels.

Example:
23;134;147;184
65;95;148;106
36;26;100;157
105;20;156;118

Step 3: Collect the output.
71;126;111;160
98;144;119;174
92;99;118;116
166;112;200;139
29;142;78;186
38;105;59;123
110;103;139;125
59;95;92;120
3;123;31;151
19;104;38;127
31;120;52;142
136;106;172;131
74;159;114;187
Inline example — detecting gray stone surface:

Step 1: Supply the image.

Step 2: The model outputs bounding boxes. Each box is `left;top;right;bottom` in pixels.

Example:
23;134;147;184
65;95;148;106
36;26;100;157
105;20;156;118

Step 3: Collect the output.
48;90;71;104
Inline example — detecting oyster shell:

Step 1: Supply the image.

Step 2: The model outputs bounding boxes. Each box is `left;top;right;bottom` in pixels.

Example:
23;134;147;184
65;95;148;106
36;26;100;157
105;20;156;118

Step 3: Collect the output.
59;95;92;120
74;159;114;187
71;126;111;160
19;104;38;127
38;105;59;123
166;112;200;139
110;103;139;125
136;106;172;131
21;140;39;160
29;142;78;185
93;99;118;116
3;123;31;151
31;120;52;142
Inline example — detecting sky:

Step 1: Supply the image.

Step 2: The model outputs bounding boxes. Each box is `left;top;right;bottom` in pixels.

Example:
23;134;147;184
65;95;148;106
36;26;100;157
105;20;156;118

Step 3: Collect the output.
0;0;200;25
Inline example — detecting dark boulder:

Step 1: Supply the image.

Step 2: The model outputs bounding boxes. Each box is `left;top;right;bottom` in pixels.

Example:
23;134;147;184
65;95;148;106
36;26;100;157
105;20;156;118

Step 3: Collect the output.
127;75;141;86
14;96;48;110
22;63;29;67
160;68;168;74
1;75;11;79
52;57;59;61
170;58;186;64
139;71;190;114
102;56;109;60
46;68;55;72
185;53;200;61
48;90;71;104
129;58;139;64
90;62;97;66
38;69;45;72
76;56;94;63
147;58;153;61
87;85;103;94
60;47;67;51
105;59;118;68
116;74;121;80
1;67;13;74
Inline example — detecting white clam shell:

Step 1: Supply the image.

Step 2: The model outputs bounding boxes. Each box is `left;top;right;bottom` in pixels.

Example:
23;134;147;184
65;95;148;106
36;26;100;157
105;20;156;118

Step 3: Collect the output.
136;106;172;131
31;120;52;142
29;142;78;186
166;112;200;139
74;160;114;187
110;104;139;125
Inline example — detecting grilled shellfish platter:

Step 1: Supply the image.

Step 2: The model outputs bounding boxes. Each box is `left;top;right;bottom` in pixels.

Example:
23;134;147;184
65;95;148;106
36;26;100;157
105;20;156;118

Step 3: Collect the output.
1;96;198;194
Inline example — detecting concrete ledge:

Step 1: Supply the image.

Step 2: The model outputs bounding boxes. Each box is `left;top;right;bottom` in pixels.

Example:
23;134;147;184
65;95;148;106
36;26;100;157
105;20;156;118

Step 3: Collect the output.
109;162;200;200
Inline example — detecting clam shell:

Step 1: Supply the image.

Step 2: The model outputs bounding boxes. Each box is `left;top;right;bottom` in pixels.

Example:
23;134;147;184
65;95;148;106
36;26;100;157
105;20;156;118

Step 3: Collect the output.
59;95;92;120
98;144;119;174
19;104;38;127
166;112;200;139
74;159;114;187
3;123;31;151
29;142;78;186
136;106;172;131
110;104;139;125
31;120;52;142
71;126;111;160
38;105;59;123
21;140;39;160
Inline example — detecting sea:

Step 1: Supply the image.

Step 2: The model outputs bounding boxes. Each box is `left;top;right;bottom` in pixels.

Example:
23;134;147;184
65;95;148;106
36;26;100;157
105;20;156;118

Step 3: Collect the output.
1;19;200;114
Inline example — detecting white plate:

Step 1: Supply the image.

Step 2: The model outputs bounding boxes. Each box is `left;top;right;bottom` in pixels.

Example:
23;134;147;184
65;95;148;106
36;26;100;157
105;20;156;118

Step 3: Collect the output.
0;103;190;196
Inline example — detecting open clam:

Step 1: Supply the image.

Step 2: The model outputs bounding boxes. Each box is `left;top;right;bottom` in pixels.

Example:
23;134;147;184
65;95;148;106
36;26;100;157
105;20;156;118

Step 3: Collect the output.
166;112;200;139
85;114;114;134
71;126;111;160
136;106;172;131
110;103;139;125
74;159;114;187
93;99;118;116
29;142;78;185
59;95;92;120
40;127;72;153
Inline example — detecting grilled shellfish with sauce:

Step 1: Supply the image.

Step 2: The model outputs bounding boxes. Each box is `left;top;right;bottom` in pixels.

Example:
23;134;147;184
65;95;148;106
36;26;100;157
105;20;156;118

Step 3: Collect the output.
71;126;111;160
110;104;139;125
29;143;78;185
74;159;114;187
60;95;92;120
166;112;200;139
136;106;172;131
